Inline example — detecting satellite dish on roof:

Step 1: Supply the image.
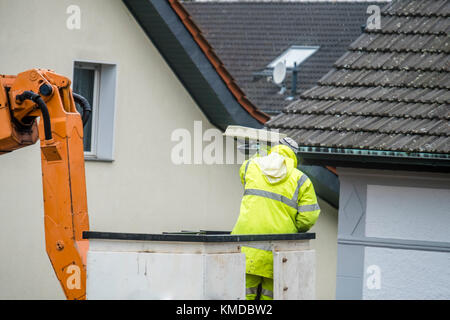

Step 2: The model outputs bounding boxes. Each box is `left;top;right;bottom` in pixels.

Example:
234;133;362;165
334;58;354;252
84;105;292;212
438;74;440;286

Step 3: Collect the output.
272;61;286;85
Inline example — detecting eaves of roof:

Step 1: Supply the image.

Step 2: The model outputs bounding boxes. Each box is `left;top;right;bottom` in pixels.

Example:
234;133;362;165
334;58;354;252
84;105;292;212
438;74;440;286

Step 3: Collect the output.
122;0;269;131
168;0;270;125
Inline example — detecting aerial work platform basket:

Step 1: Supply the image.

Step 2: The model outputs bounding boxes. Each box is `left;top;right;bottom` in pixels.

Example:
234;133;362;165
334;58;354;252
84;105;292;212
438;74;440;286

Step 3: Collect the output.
83;231;315;300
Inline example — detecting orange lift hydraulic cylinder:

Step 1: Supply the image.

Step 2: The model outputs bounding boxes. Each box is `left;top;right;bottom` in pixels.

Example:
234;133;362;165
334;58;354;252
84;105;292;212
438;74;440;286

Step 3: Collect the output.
0;69;89;300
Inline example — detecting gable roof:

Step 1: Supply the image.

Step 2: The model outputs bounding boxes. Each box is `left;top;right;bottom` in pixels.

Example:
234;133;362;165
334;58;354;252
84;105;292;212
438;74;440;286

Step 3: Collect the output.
266;0;450;170
123;0;269;131
182;0;386;114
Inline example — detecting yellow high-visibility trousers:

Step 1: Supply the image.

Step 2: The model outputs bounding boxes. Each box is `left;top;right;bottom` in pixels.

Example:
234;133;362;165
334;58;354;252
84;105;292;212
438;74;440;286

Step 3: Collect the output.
245;273;273;300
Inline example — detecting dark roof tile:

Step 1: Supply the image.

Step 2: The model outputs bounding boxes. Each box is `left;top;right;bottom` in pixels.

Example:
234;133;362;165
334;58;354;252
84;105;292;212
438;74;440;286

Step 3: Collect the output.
320;69;449;89
335;51;449;71
383;0;450;17
351;33;449;53
379;16;450;35
267;0;450;155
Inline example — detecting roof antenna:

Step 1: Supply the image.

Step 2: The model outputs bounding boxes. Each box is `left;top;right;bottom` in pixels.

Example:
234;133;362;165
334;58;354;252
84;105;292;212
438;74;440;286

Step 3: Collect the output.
361;24;366;33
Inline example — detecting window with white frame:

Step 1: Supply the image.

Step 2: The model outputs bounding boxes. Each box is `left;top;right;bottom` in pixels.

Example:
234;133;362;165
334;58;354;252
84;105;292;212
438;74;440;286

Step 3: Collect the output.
73;61;117;161
267;46;319;69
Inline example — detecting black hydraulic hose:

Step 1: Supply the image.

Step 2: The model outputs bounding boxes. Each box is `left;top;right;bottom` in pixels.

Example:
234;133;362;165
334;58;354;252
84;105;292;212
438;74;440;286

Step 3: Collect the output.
72;92;92;127
16;91;52;141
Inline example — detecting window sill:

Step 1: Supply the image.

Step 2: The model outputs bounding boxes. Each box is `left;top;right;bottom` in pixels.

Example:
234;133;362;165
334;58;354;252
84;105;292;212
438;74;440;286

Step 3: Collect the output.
84;153;114;162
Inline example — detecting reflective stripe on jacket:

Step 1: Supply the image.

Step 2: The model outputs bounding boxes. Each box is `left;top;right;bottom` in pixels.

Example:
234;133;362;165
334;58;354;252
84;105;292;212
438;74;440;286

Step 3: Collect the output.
231;144;320;279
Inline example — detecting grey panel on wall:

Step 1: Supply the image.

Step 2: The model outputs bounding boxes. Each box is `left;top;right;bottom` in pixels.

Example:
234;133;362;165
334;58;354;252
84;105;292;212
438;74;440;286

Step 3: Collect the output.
338;175;367;238
336;168;450;300
336;276;364;300
336;244;365;300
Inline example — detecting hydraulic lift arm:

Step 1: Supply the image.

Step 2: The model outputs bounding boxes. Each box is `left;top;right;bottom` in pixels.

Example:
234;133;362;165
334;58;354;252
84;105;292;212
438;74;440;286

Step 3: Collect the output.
0;69;90;300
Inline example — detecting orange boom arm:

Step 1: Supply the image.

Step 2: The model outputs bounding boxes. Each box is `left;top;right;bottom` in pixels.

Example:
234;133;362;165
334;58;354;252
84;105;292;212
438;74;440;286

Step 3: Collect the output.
0;69;90;300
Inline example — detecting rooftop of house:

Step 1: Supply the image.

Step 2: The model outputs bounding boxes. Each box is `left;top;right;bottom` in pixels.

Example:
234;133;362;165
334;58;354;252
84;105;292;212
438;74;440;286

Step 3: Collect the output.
123;0;270;132
182;0;387;114
265;0;450;170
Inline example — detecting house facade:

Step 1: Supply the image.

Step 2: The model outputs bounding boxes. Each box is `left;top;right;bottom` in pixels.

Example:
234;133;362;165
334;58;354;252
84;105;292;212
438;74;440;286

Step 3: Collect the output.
0;0;339;299
337;168;450;299
267;0;450;299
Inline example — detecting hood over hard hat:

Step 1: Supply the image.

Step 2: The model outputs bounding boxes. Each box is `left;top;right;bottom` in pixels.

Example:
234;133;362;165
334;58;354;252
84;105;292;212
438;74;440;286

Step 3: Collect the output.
253;144;298;184
269;144;298;168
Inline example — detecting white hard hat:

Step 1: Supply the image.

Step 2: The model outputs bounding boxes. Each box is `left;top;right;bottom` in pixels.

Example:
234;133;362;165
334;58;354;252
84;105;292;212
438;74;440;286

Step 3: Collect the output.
279;136;299;153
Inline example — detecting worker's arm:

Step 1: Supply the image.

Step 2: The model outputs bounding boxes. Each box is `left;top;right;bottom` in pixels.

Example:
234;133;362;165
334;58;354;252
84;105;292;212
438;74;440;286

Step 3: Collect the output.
239;150;263;186
295;178;320;232
239;159;250;186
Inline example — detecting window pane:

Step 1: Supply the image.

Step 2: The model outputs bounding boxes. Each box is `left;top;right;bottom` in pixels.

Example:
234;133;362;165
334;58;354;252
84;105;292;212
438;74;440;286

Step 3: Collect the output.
73;67;95;152
268;46;319;69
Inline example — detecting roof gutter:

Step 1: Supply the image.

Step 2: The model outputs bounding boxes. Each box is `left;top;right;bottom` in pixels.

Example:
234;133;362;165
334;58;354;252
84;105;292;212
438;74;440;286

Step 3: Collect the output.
297;146;450;171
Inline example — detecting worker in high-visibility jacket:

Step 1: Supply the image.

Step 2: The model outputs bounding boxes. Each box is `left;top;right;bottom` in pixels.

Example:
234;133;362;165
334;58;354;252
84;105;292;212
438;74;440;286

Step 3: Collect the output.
231;137;320;300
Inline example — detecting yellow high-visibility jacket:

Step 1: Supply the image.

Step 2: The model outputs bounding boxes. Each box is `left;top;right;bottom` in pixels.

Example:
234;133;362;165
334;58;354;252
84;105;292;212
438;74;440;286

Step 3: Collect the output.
231;145;320;279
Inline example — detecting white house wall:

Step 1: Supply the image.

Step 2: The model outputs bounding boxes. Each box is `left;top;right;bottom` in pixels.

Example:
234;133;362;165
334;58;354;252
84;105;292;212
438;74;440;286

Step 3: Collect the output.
0;0;337;299
0;0;240;299
363;247;450;299
366;184;450;243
